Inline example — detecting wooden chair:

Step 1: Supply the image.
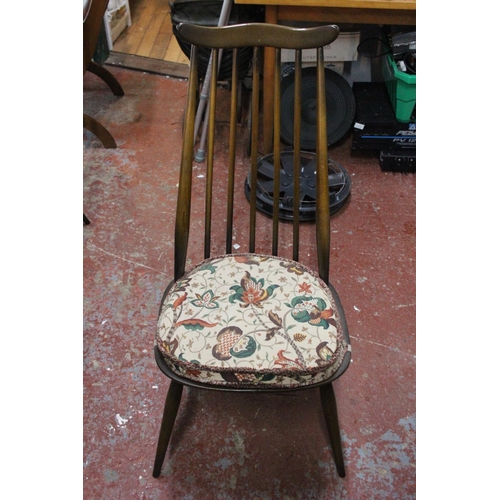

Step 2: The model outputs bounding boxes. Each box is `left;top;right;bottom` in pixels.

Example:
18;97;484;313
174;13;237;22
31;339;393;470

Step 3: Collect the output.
152;22;352;479
83;0;124;148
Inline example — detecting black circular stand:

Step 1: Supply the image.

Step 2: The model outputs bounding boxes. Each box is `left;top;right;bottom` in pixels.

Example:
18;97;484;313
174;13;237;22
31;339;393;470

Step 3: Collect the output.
245;151;351;221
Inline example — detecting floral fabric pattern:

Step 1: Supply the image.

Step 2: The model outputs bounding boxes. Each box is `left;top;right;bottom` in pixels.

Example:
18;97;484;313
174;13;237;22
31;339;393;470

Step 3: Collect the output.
156;254;350;388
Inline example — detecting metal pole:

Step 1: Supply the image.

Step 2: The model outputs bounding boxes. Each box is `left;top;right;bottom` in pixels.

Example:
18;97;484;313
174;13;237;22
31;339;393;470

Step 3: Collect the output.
193;0;233;162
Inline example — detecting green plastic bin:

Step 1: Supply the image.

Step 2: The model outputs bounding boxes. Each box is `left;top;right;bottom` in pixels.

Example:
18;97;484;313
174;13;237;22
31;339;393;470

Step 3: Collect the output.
382;54;416;122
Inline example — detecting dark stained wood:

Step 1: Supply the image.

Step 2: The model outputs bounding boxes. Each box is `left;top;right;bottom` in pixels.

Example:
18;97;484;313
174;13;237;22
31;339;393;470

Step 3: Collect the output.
272;47;281;256
226;49;239;254
152;380;184;478
248;46;260;253
88;61;125;96
320;383;346;477
315;46;331;283
105;51;190;79
174;45;198;281
153;23;350;480
83;113;117;148
176;22;339;49
204;49;218;260
292;50;301;261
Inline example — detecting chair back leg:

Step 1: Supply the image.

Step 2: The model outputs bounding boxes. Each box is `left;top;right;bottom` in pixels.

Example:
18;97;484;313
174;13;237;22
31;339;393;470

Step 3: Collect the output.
320;383;346;477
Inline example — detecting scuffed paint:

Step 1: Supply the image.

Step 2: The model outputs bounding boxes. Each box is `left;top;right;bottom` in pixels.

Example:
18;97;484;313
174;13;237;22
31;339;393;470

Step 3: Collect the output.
115;414;128;426
103;469;120;483
351;415;416;498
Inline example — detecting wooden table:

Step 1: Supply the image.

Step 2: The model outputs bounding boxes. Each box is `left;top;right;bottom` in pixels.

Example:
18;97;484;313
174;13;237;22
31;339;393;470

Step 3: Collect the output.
234;0;416;153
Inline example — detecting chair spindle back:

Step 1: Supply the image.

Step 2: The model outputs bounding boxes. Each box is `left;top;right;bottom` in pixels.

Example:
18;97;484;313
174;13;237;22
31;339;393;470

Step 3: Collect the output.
174;23;339;284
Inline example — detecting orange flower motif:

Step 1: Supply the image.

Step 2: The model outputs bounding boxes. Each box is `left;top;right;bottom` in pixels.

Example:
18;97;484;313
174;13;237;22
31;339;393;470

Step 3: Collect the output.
229;271;278;308
298;282;312;294
242;286;265;305
321;307;334;319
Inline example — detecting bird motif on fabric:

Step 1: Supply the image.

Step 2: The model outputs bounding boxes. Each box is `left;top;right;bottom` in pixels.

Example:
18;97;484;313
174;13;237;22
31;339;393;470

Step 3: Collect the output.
233;255;270;266
274;350;304;370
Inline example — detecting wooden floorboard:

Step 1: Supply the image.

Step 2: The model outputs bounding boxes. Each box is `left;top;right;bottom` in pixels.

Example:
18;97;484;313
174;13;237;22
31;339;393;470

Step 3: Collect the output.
150;10;173;60
150;32;172;61
111;0;188;73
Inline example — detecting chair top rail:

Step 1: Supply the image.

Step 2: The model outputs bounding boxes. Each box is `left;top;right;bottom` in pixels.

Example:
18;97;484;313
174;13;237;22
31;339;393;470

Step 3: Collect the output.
176;22;339;50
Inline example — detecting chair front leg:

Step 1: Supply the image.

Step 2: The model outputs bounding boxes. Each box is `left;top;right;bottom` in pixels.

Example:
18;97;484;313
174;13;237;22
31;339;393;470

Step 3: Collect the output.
152;380;184;478
319;382;346;477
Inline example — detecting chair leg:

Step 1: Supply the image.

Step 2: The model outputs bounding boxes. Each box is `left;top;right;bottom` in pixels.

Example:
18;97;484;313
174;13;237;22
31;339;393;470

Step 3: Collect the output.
88;61;125;96
83;113;117;148
84;214;90;225
152;380;184;478
319;383;346;477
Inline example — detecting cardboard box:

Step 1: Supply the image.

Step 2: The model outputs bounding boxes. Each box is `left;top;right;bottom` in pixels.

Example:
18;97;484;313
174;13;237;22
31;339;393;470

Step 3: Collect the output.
281;32;360;63
280;61;344;79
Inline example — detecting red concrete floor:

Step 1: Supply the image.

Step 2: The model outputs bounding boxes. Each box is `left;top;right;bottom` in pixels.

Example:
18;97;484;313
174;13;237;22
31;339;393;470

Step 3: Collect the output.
83;65;416;499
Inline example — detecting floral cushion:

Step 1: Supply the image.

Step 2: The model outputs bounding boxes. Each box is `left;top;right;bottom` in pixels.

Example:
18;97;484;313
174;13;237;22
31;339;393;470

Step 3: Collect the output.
156;254;350;388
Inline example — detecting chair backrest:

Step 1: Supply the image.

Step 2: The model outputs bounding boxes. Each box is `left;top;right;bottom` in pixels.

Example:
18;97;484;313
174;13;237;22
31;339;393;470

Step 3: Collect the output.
174;22;340;285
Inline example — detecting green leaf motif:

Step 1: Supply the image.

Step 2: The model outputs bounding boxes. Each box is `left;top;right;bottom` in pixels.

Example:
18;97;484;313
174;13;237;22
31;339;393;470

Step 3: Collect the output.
292;310;311;323
230;335;257;358
315;297;327;310
228;293;241;304
178;353;201;364
198;263;217;274
291;295;311;307
184;323;206;331
317;319;330;329
228;285;243;304
191;290;219;309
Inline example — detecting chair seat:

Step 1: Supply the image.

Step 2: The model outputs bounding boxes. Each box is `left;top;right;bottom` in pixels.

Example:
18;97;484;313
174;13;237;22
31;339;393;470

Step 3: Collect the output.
156;254;350;389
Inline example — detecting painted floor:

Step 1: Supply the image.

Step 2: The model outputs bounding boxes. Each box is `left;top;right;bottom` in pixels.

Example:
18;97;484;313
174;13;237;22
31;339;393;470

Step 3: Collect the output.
83;65;416;499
